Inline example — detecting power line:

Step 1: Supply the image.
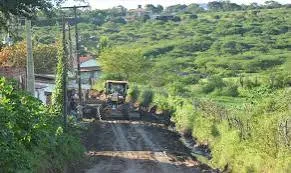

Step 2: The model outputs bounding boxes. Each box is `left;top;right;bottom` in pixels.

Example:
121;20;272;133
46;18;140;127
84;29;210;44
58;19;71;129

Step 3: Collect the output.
61;5;90;109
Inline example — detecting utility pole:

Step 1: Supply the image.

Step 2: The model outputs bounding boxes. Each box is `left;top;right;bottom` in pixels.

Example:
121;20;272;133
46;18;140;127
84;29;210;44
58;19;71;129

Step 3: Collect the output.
68;23;73;69
26;19;35;95
61;5;89;105
62;16;68;129
74;7;82;104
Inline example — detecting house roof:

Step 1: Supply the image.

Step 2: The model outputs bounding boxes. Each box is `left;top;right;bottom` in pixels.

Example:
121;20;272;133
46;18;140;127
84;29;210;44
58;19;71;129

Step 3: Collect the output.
80;66;100;72
80;56;92;63
80;59;100;68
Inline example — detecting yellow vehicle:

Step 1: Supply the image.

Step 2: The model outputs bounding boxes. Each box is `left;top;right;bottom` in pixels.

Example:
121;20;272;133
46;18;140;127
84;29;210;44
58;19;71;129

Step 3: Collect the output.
105;80;129;104
84;80;139;120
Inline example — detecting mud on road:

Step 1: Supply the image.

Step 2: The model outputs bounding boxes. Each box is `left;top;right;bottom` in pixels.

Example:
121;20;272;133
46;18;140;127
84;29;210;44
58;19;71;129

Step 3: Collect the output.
71;119;215;173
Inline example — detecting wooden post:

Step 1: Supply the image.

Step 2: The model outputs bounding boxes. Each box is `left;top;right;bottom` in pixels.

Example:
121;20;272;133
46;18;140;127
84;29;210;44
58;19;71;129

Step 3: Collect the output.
26;19;35;95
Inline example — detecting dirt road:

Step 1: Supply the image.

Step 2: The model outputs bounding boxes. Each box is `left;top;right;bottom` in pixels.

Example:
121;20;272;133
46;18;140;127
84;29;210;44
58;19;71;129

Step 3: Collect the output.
73;118;214;173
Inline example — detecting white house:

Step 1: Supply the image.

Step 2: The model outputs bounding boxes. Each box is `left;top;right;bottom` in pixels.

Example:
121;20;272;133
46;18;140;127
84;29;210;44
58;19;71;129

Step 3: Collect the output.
34;57;101;104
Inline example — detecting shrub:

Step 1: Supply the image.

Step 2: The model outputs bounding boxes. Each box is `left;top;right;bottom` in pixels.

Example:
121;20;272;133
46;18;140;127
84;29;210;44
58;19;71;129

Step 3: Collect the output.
269;72;291;88
167;82;188;96
202;76;225;93
170;91;291;172
0;77;84;172
100;73;127;81
202;82;216;93
180;75;200;85
173;102;195;134
220;84;239;97
140;89;154;107
129;85;140;103
153;94;171;111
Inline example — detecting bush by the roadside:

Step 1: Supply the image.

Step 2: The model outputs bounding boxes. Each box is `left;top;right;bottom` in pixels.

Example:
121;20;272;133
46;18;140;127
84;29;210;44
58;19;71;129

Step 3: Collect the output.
139;89;154;107
170;90;291;172
0;77;84;172
128;85;140;103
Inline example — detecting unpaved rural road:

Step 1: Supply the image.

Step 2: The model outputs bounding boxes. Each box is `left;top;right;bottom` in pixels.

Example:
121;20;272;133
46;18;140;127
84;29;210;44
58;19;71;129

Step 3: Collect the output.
71;119;214;173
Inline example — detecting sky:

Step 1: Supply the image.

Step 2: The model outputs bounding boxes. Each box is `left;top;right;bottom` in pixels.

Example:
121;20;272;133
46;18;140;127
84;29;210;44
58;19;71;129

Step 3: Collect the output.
65;0;290;9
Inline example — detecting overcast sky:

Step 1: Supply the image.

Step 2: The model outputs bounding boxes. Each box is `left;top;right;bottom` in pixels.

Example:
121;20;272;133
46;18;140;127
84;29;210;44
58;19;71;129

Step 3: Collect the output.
65;0;290;9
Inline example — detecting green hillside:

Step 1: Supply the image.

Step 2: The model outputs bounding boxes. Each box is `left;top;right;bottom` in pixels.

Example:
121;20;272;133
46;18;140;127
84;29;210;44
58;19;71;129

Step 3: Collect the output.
32;7;291;84
90;7;291;172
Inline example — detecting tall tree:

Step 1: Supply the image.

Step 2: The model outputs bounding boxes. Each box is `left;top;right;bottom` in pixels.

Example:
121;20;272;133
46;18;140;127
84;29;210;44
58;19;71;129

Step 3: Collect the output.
145;4;163;14
166;4;187;13
100;47;149;82
156;5;164;13
0;41;58;74
208;1;223;11
0;0;64;29
186;3;205;13
264;1;282;9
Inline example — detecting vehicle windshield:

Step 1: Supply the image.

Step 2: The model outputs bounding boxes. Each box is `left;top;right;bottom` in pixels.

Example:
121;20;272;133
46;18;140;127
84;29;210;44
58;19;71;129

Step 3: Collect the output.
108;83;125;95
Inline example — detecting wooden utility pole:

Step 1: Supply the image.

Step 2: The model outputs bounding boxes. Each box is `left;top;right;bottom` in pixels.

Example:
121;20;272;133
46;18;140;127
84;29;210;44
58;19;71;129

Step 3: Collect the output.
68;23;73;69
62;16;68;129
74;7;82;104
26;19;35;95
61;5;89;105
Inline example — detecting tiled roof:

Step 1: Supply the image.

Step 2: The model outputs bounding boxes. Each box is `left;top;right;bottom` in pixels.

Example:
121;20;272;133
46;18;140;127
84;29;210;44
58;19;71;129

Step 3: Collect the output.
79;56;92;63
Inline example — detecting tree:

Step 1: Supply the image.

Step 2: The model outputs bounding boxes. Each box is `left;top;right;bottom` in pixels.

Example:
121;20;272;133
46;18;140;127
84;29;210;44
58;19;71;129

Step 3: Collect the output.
145;4;164;14
0;0;63;29
0;41;26;67
222;2;242;11
100;47;149;82
88;10;110;25
97;36;110;57
0;41;58;74
248;2;260;10
208;1;223;11
186;3;205;13
166;4;187;13
110;5;127;17
33;44;58;74
156;5;164;13
145;4;156;12
264;1;282;9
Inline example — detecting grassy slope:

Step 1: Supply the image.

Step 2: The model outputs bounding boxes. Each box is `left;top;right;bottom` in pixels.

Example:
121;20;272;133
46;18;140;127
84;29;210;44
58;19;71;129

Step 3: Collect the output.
86;8;291;83
33;8;291;85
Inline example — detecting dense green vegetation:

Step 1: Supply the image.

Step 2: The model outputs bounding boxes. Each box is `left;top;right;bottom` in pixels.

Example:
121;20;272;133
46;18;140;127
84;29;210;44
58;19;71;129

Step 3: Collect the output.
1;1;84;172
94;4;291;172
1;0;291;172
0;77;84;172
